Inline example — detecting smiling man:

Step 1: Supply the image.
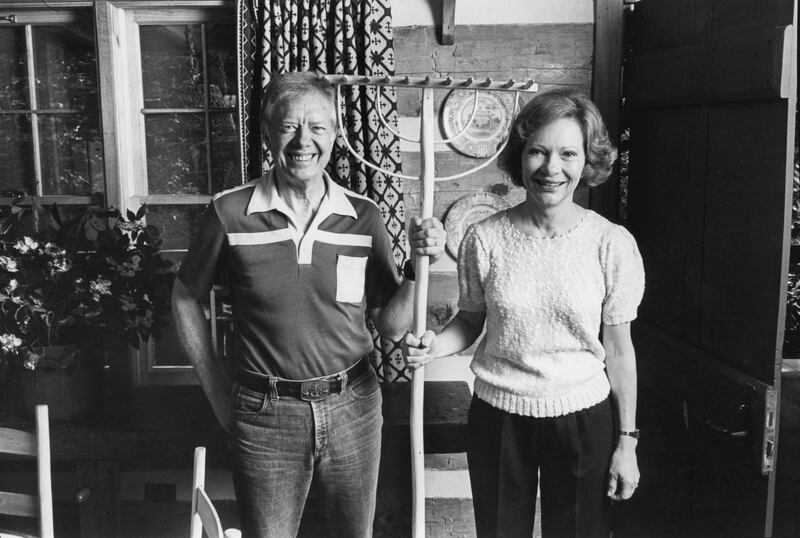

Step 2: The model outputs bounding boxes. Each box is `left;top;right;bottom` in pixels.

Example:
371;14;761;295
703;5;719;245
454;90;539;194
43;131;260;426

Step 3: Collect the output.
171;72;446;538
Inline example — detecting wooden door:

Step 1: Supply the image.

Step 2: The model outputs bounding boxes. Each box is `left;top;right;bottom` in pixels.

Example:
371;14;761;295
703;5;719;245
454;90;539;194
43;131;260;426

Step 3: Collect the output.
620;1;797;536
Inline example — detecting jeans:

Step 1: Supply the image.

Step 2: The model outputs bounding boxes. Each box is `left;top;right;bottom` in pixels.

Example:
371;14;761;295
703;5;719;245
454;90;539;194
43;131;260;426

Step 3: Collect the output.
230;365;383;538
467;395;614;538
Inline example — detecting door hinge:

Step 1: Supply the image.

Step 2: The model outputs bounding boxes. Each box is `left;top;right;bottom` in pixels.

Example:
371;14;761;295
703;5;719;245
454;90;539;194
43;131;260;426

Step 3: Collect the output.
761;388;778;474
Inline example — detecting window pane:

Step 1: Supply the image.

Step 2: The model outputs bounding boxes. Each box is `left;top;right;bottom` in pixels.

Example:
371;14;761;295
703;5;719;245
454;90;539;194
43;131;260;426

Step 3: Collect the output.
0;115;34;193
146;204;207;251
39;113;103;195
145;113;207;194
33;23;99;111
0;27;29;110
205;23;237;110
210;112;240;193
141;25;205;109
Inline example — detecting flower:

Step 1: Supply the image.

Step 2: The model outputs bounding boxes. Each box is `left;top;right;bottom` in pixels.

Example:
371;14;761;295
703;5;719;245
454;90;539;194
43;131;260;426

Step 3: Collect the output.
0;333;22;353
0;202;175;370
0;256;18;272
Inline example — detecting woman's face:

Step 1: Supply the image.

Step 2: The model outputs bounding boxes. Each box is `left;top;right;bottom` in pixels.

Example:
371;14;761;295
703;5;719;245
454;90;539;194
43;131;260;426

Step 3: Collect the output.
520;117;586;210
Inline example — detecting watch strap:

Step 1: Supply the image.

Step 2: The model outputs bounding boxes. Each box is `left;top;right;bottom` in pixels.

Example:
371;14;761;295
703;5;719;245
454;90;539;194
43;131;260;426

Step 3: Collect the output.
619;429;640;439
402;259;416;282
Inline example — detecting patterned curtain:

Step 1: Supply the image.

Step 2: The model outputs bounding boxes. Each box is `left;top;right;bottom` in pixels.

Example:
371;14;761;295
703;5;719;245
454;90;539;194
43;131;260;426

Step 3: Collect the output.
237;0;410;381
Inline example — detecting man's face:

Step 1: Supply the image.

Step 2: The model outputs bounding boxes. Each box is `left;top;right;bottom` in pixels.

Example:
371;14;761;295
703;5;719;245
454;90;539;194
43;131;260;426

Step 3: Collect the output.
266;92;337;187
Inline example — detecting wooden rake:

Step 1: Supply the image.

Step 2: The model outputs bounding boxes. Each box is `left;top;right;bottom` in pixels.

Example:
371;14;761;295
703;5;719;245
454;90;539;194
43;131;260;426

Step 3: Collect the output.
323;73;538;538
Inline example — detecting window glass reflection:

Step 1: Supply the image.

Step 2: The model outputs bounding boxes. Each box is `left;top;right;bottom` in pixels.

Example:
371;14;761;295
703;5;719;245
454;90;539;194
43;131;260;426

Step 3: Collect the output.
33;24;99;112
39;113;104;195
0;27;29;110
0;115;34;193
141;25;205;109
145;114;208;194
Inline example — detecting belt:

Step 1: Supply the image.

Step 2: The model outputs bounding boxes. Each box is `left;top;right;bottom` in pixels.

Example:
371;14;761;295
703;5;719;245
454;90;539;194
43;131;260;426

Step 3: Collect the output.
236;357;370;402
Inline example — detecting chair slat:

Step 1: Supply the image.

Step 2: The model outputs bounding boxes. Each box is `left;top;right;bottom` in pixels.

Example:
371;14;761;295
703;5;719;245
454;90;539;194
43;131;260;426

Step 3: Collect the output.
0;491;37;517
0;427;37;457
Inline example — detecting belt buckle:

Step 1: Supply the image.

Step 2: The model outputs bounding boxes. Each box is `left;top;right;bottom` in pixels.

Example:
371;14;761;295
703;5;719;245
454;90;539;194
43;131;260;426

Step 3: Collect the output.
300;380;332;401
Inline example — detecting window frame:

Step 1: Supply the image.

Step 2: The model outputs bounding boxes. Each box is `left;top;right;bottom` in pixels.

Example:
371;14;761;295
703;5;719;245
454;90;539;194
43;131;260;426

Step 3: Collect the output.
97;1;236;385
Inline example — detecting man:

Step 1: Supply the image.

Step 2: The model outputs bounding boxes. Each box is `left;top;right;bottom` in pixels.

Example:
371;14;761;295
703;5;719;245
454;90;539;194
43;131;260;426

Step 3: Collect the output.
172;71;445;538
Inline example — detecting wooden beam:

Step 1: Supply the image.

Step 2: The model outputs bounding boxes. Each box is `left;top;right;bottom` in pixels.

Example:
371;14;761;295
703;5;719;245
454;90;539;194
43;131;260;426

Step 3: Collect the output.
590;0;624;221
439;0;455;46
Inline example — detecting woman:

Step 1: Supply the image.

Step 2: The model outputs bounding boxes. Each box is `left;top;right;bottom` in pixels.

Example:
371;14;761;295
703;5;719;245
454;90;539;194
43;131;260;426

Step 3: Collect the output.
402;89;644;538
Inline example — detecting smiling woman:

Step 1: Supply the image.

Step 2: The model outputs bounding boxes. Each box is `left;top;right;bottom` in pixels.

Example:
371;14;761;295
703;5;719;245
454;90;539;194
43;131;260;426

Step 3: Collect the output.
402;88;644;537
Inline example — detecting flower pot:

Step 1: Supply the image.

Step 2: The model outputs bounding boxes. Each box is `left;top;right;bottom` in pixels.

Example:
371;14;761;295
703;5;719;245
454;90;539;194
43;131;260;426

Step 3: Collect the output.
0;343;106;422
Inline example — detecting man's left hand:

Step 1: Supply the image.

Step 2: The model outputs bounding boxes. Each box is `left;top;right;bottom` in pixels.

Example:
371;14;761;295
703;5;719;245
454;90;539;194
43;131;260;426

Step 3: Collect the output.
409;216;446;263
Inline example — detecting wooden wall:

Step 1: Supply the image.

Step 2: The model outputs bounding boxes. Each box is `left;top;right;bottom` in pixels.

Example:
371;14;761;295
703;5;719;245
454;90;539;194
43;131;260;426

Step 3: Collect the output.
393;23;594;331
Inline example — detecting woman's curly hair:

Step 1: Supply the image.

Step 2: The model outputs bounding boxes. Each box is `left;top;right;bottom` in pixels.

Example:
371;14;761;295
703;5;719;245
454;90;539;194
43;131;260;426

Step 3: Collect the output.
498;88;617;188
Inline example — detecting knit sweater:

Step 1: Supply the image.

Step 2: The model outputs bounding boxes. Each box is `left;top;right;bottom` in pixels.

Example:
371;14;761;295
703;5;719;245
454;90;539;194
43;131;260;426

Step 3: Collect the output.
458;208;645;418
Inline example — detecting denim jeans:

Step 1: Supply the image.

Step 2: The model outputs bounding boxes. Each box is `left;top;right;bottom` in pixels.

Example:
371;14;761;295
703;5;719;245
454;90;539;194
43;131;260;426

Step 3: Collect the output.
230;365;383;538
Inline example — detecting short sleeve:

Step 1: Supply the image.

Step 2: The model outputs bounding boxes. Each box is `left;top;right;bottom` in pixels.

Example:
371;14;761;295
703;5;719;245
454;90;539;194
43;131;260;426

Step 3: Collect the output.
601;226;645;325
176;203;227;301
364;207;401;310
457;225;490;312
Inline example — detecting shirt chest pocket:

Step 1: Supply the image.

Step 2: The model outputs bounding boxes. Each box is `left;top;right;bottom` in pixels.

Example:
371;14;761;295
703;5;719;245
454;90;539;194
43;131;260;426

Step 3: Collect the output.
336;255;368;303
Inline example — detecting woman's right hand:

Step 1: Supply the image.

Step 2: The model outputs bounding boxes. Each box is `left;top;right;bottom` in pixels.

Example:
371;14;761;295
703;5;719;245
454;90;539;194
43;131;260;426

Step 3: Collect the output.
401;330;437;370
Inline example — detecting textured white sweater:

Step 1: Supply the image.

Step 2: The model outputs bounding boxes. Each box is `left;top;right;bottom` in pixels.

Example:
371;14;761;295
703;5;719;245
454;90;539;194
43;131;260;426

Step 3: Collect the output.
458;209;645;418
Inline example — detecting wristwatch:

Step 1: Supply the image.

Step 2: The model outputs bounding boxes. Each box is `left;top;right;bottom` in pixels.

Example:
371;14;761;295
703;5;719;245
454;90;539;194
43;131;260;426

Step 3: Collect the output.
401;259;416;282
619;429;640;439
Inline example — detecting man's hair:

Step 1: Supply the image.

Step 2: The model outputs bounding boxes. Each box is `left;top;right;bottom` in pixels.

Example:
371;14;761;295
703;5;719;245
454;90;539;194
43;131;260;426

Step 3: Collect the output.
260;72;337;133
497;88;617;188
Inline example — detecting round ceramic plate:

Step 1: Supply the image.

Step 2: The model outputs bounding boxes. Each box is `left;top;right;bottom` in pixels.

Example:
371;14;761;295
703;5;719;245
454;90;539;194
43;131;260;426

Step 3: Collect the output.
441;90;515;158
444;192;512;259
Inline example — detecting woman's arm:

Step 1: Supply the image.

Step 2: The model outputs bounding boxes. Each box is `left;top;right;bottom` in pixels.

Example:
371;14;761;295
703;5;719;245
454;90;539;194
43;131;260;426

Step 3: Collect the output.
603;321;640;501
402;309;486;369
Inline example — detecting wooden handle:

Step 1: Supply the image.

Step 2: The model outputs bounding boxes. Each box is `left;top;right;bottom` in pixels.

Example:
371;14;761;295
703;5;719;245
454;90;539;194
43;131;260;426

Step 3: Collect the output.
411;87;436;538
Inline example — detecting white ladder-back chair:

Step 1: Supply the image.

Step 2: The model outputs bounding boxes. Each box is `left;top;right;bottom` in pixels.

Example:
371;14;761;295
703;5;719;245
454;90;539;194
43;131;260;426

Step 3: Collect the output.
0;405;54;538
190;447;240;538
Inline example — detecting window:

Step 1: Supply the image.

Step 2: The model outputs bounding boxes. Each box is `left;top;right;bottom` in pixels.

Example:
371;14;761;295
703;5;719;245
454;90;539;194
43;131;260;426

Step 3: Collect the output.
0;2;240;385
0;10;102;203
102;5;239;384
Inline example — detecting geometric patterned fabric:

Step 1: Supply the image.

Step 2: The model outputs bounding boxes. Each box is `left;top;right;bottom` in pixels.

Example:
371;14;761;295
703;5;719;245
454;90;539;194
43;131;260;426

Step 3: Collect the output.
237;0;411;380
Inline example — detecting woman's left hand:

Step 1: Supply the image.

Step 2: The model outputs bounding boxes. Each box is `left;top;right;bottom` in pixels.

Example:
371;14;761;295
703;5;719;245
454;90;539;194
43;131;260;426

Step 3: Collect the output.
408;217;446;263
606;439;640;501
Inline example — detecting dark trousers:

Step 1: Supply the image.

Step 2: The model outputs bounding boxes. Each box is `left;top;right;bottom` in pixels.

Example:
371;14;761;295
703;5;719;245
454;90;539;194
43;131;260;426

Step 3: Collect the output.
467;395;614;538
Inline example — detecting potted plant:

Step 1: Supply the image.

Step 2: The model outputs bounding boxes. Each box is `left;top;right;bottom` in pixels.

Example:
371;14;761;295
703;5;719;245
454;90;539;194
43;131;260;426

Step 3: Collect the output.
0;201;174;420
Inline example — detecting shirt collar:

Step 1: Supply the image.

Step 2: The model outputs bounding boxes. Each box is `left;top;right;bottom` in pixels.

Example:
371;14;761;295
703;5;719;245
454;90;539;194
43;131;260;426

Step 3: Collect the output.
245;169;358;220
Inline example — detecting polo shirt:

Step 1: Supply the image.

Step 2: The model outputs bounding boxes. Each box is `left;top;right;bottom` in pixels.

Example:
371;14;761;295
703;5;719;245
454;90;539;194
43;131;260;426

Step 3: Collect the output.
177;169;401;379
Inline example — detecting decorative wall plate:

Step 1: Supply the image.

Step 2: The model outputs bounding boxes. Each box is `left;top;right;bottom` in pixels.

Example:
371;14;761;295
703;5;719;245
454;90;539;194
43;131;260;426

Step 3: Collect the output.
441;90;515;158
444;192;512;259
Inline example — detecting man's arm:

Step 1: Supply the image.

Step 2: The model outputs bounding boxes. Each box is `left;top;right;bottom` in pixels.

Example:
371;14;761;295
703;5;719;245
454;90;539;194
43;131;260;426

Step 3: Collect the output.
369;279;415;342
172;278;232;433
369;217;446;342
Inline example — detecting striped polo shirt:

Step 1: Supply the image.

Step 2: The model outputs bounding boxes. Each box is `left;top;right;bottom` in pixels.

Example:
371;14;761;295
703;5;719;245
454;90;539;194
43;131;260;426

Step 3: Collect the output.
177;170;400;379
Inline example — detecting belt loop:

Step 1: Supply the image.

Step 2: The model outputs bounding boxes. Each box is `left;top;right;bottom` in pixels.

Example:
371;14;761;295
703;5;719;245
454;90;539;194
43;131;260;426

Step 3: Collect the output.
339;371;348;393
268;377;279;400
